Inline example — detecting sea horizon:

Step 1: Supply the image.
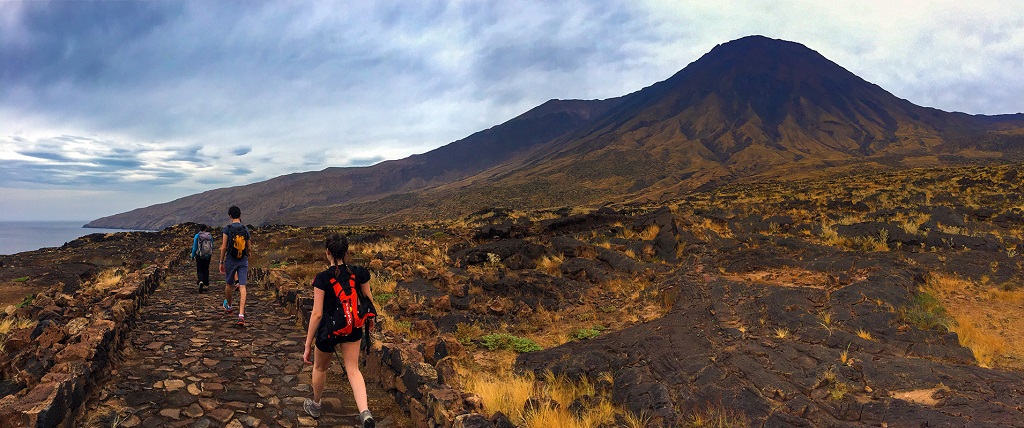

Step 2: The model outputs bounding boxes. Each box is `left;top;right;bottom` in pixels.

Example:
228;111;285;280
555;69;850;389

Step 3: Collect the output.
0;220;153;255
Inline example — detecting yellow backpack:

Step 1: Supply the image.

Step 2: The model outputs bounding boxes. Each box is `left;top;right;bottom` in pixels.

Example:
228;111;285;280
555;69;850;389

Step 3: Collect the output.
226;224;249;259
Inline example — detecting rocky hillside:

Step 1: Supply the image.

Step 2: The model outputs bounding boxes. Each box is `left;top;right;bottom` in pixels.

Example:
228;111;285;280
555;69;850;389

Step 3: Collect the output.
88;35;1024;229
238;161;1024;426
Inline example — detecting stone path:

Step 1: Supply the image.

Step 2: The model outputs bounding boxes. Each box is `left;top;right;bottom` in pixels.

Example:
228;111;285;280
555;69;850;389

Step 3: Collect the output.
78;261;404;427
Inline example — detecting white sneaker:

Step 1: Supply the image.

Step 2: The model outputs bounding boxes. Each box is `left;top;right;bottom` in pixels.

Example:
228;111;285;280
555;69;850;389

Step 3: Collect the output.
303;398;321;418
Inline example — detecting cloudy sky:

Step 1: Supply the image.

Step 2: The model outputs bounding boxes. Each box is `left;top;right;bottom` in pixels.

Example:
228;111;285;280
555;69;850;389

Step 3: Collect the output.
1;1;1022;222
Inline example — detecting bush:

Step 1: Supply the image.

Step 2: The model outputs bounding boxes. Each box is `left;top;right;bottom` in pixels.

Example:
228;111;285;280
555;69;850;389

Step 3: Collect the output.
899;291;953;331
376;293;395;304
480;333;542;353
571;326;602;341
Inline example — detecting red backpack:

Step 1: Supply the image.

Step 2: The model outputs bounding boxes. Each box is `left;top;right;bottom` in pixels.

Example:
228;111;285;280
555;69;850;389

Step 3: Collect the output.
322;266;376;337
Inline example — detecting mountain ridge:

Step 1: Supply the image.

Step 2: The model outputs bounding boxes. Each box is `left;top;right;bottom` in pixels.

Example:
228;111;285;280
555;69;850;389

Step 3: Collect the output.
88;35;1024;229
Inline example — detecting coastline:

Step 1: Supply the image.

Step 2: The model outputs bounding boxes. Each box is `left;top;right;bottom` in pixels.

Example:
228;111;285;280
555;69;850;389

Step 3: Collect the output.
0;221;155;255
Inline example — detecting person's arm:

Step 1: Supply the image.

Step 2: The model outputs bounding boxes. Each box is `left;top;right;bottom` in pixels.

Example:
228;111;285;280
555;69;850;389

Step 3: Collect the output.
191;234;199;259
219;233;228;273
303;286;325;363
359;277;372;300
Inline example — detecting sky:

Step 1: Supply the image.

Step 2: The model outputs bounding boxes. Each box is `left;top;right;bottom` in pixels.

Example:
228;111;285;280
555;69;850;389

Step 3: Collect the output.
1;1;1023;222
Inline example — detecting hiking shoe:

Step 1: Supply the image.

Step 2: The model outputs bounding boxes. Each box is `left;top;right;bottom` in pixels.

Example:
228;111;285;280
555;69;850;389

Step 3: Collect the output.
359;410;375;428
198;281;204;293
236;314;245;327
303;398;321;418
222;299;232;312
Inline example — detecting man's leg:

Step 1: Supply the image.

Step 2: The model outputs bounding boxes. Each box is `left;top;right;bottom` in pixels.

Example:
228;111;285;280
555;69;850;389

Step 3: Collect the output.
235;264;247;317
198;258;210;291
223;263;235;311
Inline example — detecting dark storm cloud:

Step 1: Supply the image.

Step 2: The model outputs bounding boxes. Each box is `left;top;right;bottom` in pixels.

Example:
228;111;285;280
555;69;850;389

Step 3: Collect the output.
166;145;208;163
1;2;182;85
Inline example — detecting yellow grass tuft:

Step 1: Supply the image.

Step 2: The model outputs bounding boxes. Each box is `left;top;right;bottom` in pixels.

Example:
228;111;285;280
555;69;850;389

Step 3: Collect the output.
90;268;123;291
0;317;36;335
855;328;874;341
639;224;661;241
368;270;397;294
464;371;535;422
537;254;565;277
687;402;750;427
924;272;1013;368
949;319;1006;368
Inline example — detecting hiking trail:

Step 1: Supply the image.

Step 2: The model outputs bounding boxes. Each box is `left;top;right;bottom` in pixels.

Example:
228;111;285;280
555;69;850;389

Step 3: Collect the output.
78;260;404;427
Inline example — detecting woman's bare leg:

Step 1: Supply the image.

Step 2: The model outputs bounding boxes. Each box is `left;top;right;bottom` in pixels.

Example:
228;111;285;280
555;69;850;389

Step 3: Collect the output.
312;347;333;402
340;341;368;412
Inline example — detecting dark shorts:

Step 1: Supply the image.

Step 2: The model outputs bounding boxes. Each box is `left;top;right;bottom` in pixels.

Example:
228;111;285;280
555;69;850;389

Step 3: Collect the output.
314;324;362;353
224;257;248;285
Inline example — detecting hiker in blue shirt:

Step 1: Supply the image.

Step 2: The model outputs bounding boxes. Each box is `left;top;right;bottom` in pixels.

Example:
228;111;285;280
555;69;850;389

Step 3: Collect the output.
219;206;251;326
190;225;214;293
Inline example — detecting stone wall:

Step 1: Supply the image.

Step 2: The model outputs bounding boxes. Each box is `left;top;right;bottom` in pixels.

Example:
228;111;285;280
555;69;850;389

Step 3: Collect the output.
0;257;177;428
254;268;492;428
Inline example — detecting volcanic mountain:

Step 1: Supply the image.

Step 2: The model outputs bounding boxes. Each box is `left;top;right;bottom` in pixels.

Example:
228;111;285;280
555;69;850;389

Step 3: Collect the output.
88;35;1024;229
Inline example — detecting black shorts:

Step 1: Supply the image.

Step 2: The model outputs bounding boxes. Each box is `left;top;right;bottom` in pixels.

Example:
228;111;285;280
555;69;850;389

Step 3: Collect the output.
314;324;362;353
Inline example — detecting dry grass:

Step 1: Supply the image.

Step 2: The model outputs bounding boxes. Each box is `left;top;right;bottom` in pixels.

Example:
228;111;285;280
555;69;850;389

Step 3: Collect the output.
923;272;1016;368
0;317;36;335
639;224;661;241
350;240;396;259
693;217;734;239
537;254;565;277
464;370;536;422
463;364;635;428
896;213;930;235
855;328;875;341
89;268;123;291
686;402;750;427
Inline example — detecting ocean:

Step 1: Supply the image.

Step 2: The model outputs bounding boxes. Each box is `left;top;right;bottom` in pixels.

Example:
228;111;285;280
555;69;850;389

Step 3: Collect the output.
0;221;150;255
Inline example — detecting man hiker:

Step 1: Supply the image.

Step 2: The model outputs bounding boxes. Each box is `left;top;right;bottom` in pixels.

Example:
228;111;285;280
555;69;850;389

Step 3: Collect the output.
220;205;251;326
190;224;213;293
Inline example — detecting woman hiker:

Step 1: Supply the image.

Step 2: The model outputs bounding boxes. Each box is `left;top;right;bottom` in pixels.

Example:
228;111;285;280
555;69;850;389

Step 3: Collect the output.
303;234;376;427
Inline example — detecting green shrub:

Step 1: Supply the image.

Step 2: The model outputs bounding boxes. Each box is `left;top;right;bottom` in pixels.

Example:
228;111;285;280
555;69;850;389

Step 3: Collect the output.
13;276;29;283
16;294;34;308
376;293;395;304
900;291;953;331
571;326;603;341
480;333;542;353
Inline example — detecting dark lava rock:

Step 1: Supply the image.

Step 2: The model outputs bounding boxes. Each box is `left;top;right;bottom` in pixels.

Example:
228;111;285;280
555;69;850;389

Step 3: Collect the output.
516;260;1024;427
396;276;447;300
541;212;626;234
924;231;1000;251
490;411;515;428
560;257;610;281
835;222;922;248
474;221;528;241
549;236;594;258
454;239;545;266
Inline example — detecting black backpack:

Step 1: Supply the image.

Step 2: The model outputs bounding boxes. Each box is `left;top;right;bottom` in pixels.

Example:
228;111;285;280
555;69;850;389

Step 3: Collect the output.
225;223;250;259
319;265;376;340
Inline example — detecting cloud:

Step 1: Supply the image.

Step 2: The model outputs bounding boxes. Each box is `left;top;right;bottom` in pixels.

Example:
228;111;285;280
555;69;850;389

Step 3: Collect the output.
232;146;252;156
0;134;209;187
343;156;387;167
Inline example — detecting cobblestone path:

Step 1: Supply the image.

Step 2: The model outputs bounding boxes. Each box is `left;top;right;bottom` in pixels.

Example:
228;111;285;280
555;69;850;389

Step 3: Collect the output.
79;261;405;427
